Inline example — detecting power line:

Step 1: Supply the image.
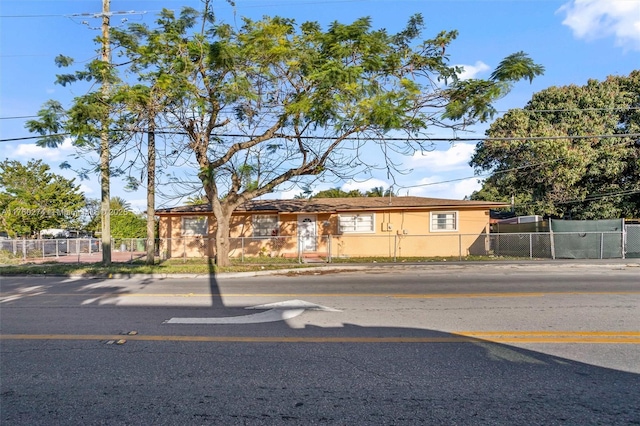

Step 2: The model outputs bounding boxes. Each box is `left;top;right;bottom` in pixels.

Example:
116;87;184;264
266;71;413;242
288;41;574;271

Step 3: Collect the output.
0;10;148;19
399;138;636;191
513;188;640;209
2;106;639;121
3;135;636;207
3;131;639;144
0;1;366;19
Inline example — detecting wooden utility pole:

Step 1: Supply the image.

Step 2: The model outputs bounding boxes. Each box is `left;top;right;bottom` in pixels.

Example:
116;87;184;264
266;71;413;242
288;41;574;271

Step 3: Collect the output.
100;0;112;265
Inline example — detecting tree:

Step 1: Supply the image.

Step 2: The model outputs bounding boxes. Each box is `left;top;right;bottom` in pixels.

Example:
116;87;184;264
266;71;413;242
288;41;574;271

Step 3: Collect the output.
86;194;147;241
110;196;132;212
111;211;147;240
109;6;543;265
0;159;85;237
81;198;101;232
365;186;395;197
293;185;393;198
186;194;209;205
313;188;364;198
470;71;640;219
25;0;168;266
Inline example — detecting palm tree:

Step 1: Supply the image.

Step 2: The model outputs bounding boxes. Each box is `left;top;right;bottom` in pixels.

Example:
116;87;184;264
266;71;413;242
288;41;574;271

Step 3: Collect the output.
110;197;132;212
365;186;395;197
366;186;384;197
186;194;209;205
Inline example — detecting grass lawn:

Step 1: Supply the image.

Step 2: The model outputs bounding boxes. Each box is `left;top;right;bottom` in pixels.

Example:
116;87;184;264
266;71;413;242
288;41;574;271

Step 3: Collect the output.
0;253;526;276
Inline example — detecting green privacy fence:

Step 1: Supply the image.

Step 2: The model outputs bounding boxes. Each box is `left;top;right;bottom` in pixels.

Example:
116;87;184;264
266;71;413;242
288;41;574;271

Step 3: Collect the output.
626;225;640;258
550;219;625;259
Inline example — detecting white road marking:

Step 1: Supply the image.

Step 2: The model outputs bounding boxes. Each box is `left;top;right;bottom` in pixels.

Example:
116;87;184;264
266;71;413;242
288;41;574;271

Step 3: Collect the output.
163;299;340;324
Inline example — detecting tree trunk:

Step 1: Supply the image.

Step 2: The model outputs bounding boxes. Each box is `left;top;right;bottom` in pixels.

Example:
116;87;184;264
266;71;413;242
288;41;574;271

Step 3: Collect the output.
146;115;156;265
213;209;232;267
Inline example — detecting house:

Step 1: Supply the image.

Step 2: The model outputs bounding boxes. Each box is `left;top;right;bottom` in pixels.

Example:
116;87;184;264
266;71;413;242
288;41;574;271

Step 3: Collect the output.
156;197;509;259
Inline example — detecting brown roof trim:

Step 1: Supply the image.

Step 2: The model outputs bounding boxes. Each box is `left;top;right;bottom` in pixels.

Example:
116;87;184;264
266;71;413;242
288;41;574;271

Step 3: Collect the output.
156;197;509;215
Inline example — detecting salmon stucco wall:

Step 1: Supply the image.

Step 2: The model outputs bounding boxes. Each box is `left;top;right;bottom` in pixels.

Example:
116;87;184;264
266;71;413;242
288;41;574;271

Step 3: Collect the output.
158;207;492;259
159;214;213;259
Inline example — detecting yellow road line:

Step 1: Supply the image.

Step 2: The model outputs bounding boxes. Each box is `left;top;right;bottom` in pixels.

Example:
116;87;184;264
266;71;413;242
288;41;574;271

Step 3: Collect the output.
2;332;639;344
2;291;640;299
454;331;640;344
0;334;475;343
457;331;640;336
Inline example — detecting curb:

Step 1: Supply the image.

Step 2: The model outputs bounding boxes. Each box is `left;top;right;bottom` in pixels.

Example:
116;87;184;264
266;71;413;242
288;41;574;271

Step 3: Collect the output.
4;260;637;280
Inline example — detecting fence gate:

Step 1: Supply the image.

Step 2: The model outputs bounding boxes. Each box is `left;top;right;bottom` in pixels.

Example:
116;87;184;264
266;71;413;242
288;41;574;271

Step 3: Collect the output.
626;225;640;258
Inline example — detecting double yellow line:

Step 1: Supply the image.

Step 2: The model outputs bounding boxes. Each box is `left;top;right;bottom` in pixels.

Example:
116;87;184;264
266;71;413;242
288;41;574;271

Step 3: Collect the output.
1;331;639;344
455;331;640;344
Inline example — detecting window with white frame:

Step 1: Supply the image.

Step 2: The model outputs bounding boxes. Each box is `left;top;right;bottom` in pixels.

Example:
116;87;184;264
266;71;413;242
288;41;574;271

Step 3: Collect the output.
338;213;375;233
182;216;208;236
430;211;458;232
253;214;279;237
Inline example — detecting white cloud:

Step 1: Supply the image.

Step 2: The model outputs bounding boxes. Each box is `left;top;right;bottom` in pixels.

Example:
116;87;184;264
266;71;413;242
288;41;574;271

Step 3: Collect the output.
341;178;390;194
78;184;94;195
14;137;75;161
409;143;476;172
456;61;490;80
558;0;640;50
128;198;148;213
405;176;483;200
275;188;301;199
275;178;394;198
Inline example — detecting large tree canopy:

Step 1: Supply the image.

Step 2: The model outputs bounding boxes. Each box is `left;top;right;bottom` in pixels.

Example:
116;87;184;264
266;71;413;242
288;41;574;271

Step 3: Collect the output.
27;4;543;266
0;159;86;237
470;71;640;220
116;8;542;265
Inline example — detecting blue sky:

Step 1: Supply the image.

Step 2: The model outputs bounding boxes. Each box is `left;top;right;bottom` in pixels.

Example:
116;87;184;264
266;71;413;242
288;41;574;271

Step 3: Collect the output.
1;0;639;212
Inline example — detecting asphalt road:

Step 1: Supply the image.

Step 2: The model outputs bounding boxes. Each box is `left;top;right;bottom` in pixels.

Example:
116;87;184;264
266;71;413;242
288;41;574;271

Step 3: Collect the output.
1;262;639;425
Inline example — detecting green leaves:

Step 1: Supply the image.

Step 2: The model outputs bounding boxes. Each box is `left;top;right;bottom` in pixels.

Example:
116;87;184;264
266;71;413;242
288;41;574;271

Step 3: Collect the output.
471;71;640;219
0;160;85;236
490;51;545;83
25;100;67;148
444;52;544;122
54;55;74;67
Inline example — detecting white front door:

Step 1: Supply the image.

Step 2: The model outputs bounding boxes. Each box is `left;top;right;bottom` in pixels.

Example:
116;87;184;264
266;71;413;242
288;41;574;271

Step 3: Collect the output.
298;215;317;252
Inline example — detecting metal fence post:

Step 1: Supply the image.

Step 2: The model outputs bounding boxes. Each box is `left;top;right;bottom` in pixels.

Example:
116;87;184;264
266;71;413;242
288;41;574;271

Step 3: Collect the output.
241;237;245;263
600;232;604;260
393;233;397;262
459;234;462;261
328;234;332;263
529;233;533;259
549;221;556;260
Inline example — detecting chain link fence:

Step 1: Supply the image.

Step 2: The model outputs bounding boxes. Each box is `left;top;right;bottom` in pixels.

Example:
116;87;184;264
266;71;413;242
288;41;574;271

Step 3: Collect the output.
0;238;100;262
2;228;638;264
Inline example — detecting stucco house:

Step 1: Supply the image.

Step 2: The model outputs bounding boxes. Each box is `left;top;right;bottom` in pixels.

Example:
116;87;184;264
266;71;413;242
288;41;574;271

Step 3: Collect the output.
156;196;509;260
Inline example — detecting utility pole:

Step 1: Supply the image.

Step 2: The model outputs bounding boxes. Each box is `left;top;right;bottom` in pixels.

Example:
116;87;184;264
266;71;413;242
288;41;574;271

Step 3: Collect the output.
100;0;112;265
146;108;156;265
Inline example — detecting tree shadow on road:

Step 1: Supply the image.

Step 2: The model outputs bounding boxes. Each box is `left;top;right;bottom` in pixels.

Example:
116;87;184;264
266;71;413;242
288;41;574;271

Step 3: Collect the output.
2;265;639;424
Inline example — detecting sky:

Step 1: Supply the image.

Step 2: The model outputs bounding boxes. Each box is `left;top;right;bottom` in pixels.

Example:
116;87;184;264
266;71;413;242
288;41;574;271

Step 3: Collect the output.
1;0;639;212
